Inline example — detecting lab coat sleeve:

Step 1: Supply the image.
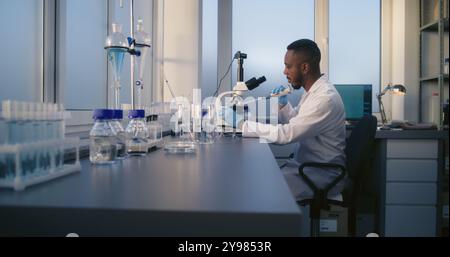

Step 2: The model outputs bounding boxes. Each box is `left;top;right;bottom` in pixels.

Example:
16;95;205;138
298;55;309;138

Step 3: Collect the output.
278;102;298;124
242;96;335;144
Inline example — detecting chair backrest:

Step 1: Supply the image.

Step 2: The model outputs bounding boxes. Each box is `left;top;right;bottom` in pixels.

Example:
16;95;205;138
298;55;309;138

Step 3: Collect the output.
345;115;377;182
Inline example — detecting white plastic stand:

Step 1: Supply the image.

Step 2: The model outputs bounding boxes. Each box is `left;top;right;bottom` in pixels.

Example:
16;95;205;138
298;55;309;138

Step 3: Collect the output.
0;137;81;191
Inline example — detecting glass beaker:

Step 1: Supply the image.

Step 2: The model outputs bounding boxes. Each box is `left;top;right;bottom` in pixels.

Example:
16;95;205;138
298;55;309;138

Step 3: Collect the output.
176;104;193;142
198;104;216;144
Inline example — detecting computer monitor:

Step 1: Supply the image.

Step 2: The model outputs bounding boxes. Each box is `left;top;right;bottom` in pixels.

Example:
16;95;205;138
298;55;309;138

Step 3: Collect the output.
334;84;372;121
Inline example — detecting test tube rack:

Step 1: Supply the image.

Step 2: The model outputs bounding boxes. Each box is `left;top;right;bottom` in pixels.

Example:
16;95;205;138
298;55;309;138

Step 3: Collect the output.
0;137;81;191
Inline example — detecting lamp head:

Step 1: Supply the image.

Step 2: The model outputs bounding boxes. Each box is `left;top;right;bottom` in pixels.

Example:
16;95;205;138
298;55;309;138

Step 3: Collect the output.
379;83;407;97
390;84;406;95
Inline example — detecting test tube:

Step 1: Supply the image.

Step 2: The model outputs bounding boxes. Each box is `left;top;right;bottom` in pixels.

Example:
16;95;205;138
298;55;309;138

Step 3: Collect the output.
28;102;38;174
0;153;6;179
1;101;15;179
0;102;6;145
20;102;31;176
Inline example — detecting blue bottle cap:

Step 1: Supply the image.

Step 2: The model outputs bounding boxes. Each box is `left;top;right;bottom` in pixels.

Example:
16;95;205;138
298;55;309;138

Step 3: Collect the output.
146;114;158;122
92;109;114;120
112;109;123;120
128;109;145;119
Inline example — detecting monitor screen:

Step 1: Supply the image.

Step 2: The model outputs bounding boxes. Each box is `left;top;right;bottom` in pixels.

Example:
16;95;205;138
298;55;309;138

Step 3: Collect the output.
334;84;372;121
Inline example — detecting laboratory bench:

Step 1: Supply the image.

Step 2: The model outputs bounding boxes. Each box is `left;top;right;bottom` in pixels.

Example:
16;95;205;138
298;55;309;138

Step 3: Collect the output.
0;137;302;236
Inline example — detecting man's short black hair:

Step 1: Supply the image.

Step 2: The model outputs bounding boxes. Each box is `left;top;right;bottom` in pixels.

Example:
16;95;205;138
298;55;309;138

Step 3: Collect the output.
287;39;321;69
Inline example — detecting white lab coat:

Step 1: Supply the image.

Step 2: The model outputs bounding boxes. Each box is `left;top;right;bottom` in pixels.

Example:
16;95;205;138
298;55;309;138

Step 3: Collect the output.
242;75;347;200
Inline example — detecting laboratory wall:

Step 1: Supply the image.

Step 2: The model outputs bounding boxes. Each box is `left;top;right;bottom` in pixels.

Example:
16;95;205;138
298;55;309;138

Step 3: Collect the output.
161;0;201;101
382;0;420;122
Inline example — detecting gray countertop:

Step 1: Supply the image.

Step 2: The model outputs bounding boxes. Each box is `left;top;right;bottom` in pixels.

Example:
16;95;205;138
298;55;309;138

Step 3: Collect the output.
0;137;302;236
375;129;448;139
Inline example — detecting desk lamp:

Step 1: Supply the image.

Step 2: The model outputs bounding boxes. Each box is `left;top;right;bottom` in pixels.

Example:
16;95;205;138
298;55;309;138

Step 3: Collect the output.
377;83;407;126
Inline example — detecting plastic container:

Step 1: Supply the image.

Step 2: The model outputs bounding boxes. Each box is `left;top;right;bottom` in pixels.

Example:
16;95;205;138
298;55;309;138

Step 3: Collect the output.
89;109;117;164
443;99;449;127
147;114;163;148
125;109;148;156
445;58;449;75
430;92;440;125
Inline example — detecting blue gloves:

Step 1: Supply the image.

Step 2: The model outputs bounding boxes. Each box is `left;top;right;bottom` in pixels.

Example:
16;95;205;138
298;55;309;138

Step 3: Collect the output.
271;85;288;107
218;107;245;129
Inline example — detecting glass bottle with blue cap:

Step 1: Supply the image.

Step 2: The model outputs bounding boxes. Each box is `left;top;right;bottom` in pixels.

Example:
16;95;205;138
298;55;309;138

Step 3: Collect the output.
110;109;127;159
89;109;117;164
125;109;148;155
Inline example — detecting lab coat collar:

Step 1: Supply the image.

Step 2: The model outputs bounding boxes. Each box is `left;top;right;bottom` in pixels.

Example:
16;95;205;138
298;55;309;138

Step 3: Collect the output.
306;74;328;95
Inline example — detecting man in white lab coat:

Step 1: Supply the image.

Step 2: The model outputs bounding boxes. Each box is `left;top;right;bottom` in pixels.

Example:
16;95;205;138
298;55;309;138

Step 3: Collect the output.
241;39;347;200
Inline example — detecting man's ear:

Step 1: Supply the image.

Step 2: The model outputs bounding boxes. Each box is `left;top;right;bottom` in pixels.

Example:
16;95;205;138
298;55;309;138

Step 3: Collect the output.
301;62;310;74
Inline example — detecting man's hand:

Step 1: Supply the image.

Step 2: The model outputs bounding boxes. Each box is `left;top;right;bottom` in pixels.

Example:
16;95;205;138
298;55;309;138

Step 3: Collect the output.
271;85;288;107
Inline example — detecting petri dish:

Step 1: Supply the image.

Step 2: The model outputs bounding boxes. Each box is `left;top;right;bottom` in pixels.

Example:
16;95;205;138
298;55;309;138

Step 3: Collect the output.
164;141;196;154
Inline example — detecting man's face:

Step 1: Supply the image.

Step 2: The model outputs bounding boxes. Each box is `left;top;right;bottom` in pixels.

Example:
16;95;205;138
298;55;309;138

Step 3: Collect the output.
283;50;307;89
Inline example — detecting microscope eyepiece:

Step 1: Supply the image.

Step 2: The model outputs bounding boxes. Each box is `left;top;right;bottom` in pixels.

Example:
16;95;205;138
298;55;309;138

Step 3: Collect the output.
245;76;266;91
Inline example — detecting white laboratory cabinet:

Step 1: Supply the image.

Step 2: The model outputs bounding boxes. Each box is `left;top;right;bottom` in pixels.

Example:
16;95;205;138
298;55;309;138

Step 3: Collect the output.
375;131;447;237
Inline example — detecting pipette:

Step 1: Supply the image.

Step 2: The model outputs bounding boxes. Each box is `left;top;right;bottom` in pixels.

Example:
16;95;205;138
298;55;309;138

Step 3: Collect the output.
266;85;293;99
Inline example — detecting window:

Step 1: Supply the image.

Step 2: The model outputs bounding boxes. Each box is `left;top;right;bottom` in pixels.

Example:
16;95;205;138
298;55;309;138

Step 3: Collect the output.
0;0;43;102
232;0;315;105
329;0;381;111
58;0;108;110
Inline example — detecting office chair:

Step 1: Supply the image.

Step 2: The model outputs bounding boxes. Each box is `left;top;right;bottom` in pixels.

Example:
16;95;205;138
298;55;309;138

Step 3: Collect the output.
297;115;378;237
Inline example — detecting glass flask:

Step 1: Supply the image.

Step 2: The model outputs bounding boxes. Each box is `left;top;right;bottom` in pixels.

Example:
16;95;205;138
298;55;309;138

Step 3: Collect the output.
105;23;129;110
134;19;151;109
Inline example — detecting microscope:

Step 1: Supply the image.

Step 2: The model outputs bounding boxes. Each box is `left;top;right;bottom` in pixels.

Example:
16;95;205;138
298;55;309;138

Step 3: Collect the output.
215;51;266;131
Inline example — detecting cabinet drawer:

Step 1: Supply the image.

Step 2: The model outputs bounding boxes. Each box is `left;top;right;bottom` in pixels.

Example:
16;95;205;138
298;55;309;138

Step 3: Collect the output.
386;183;436;205
387;140;437;159
386;160;437;182
385;205;436;237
